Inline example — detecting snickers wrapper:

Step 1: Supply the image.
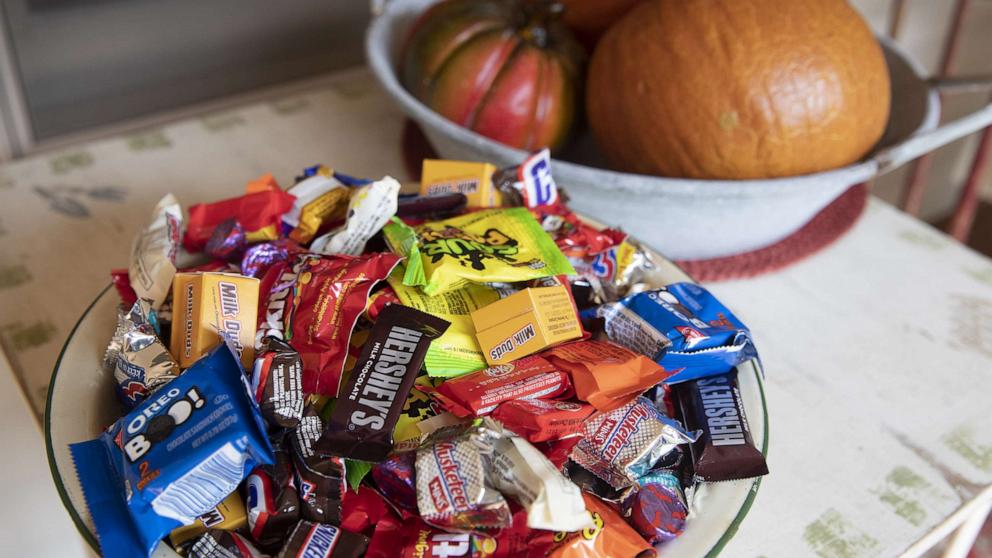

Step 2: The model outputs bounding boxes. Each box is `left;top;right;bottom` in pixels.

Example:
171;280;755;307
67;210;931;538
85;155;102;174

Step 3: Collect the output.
674;370;768;482
317;304;449;462
251;337;304;429
189;530;266;558
245;444;300;551
277;521;368;558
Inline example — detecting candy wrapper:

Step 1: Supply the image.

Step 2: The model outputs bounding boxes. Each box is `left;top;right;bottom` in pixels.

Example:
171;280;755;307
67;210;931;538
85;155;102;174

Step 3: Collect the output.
366;514;525;558
492;399;594;443
674;370;768;482
310;176;400;256
278;520;369;558
251;337;304;429
492;148;560;208
340;486;394;535
282;170;350;244
204;218;247;261
545;340;673;412
415;422;511;532
71;345;274;558
317;304;450;462
387;271;500;377
245;443;300;551
370;451;418;513
382;207;575;296
419;355;571;418
129;194;182;309
396;192;467;220
256;252;401;396
104;300;180;409
622;470;687;544
547;495;653;558
240;239;300;279
188;530;266;558
393;368;443;452
585;283;757;383
168;492;247;550
484;421;592;531
291;406;346;524
569;238;656;305
185;183;295;251
569;397;697;489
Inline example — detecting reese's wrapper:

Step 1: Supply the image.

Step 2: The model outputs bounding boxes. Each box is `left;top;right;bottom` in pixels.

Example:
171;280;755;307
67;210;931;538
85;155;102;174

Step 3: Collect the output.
245;443;300;551
251;337;304;428
382;207;575;296
105;300;180;409
70;345;273;558
414;422;511;532
674;370;768;482
547;495;653;558
491;399;594;443
256;252;401;396
277;521;368;558
188;530;266;558
291;406;345;524
317;304;449;461
129;193;182;309
545;340;672;412
569;397;697;489
418;355;570;418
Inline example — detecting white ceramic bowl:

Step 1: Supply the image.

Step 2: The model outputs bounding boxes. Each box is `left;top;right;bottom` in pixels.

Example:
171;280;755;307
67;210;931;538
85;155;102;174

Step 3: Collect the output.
366;0;980;260
46;240;768;558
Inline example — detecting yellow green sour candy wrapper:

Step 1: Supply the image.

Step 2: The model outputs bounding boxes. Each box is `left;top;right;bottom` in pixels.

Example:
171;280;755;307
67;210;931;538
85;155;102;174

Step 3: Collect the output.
382;207;574;296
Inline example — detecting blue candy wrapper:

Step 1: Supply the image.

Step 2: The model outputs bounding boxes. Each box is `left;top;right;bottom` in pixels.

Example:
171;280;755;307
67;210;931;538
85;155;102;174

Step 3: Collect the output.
583;282;757;383
71;344;274;558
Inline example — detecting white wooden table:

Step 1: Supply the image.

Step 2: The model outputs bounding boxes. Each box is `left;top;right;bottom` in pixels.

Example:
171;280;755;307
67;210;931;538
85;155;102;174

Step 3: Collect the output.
0;67;990;557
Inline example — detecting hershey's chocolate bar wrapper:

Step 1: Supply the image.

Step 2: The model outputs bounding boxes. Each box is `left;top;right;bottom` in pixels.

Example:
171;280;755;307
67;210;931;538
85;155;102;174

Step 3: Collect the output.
251;337;304;428
674;369;768;482
317;304;449;462
277;520;368;558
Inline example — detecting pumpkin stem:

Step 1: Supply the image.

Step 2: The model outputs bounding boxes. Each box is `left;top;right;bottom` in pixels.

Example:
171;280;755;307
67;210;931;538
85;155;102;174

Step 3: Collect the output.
516;0;564;48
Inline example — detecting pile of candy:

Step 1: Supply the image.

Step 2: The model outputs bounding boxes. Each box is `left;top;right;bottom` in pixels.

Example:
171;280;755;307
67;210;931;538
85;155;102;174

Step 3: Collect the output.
70;150;768;558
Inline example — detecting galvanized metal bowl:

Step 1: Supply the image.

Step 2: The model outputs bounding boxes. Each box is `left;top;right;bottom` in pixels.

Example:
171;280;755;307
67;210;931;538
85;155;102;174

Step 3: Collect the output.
367;0;992;260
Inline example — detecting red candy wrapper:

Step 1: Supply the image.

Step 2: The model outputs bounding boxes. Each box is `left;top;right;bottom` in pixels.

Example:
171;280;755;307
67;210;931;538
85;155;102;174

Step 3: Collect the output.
185;183;295;251
366;513;538;558
418;355;571;418
256;252;401;396
110;268;138;307
340;486;395;536
535;205;626;260
491;399;594;443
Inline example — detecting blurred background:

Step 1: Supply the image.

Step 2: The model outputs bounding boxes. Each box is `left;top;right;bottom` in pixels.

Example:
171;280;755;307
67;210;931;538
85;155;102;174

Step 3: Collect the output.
0;0;988;249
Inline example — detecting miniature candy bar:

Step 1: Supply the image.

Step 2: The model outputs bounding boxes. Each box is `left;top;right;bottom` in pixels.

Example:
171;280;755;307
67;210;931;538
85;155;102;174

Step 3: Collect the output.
170;271;259;370
277;520;368;558
251;337;304;429
674;370;768;482
491;398;594;443
71;345;273;558
281;171;349;244
168;492;246;550
291;406;345;524
105;300;180;409
204;218;247;261
570;397;697;489
419;159;501;208
188;530;265;558
185;185;294;251
245;444;300;551
317;304;449;462
310;176;400;256
129;194;182;309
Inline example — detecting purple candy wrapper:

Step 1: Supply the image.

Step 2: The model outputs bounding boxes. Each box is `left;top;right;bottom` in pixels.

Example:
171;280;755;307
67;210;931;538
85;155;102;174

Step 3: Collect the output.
205;218;247;261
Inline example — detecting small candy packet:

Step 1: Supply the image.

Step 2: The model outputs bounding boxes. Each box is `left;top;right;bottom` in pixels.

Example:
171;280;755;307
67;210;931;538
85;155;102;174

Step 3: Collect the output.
277;520;369;558
310;176;400;256
546;495;653;558
245;443;300;552
188;530;266;558
185;183;295;251
105;300;180;409
382;207;575;296
491;398;594;443
585;283;757;383
129;194;182;309
569;397;697;489
71;345;274;558
621;470;688;544
544;340;672;411
281;170;350;244
251;337;305;429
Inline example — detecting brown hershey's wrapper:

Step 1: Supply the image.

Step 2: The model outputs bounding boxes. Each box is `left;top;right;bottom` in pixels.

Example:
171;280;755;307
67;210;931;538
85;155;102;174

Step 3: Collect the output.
316;304;449;462
276;520;368;558
674;369;768;482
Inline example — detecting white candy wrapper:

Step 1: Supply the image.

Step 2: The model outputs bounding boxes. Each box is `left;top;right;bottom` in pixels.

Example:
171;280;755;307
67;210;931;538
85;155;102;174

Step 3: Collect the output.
310;176;400;256
486;421;593;532
129;194;182;309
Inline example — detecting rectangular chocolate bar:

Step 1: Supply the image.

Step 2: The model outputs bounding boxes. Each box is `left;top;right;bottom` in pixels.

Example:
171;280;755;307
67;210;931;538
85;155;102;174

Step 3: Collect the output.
316;304;449;462
674;369;768;482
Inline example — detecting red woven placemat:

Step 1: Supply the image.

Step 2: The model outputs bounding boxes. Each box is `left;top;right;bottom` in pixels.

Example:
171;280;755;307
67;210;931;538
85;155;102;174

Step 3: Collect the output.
401;120;868;281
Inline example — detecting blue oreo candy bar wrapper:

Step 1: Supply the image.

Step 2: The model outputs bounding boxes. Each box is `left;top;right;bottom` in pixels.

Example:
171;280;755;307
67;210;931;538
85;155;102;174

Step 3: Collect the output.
584;282;757;383
71;344;274;558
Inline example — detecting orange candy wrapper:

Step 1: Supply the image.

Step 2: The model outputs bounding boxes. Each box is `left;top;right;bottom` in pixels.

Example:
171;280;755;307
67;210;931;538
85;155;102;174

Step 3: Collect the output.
544;340;672;412
547;494;654;558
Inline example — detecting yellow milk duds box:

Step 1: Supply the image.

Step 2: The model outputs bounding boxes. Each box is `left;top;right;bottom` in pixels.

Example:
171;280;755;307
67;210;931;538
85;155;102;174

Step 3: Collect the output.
471;285;582;365
168;492;246;549
170;272;259;370
420;159;502;207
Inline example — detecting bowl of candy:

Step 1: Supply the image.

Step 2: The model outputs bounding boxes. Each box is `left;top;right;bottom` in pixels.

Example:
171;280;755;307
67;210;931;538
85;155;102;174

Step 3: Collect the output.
46;159;768;558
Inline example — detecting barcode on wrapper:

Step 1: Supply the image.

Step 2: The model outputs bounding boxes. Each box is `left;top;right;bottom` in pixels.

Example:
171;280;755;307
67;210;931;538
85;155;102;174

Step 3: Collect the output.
151;442;246;524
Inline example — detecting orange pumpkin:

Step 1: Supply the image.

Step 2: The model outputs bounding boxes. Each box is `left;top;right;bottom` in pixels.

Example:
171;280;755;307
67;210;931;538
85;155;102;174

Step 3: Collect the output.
402;0;584;152
586;0;891;179
559;0;641;48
